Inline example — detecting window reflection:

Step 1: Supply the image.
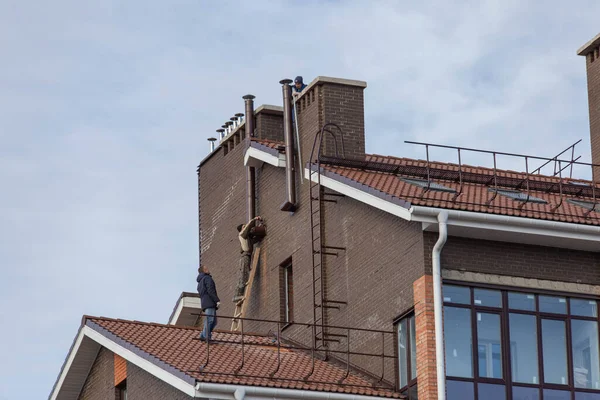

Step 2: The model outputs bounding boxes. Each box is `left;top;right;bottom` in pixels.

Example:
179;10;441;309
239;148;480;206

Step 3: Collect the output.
543;389;570;400
572;320;600;389
542;319;568;385
477;313;502;379
410;315;417;380
509;292;536;311
446;380;474;400
513;386;540;400
576;392;600;400
510;313;539;384
474;289;502;308
398;319;408;387
572;299;598;318
443;285;470;304
540;295;567;314
478;383;505;400
444;307;473;378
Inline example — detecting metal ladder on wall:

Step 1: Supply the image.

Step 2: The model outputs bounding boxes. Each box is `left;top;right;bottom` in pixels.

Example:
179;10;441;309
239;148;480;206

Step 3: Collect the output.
308;123;348;358
231;246;262;331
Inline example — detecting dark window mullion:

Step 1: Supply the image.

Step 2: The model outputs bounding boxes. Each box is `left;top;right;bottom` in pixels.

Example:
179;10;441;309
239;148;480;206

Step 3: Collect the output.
566;298;574;398
503;291;514;400
537;294;545;390
471;287;480;399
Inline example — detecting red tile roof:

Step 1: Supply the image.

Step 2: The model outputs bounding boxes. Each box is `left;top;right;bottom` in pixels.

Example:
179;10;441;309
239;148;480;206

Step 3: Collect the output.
250;138;284;150
85;316;403;398
318;154;600;226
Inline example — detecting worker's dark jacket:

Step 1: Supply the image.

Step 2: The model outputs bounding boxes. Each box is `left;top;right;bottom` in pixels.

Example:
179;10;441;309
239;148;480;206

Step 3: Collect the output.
197;272;220;310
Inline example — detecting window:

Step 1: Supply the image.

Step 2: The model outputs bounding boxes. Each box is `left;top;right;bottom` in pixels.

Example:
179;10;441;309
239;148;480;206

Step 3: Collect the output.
279;259;293;324
443;284;600;400
396;313;417;398
115;381;127;400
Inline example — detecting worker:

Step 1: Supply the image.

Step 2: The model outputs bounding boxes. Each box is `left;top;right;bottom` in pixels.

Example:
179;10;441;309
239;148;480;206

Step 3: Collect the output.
197;265;220;342
233;215;262;303
291;76;307;125
292;76;307;96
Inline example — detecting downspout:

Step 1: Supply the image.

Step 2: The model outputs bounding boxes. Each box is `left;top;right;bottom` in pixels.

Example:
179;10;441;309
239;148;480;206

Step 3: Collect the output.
244;94;256;220
279;78;297;212
432;211;448;400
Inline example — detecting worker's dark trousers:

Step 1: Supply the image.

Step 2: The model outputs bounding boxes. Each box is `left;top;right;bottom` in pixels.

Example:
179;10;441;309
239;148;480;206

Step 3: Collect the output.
235;252;251;298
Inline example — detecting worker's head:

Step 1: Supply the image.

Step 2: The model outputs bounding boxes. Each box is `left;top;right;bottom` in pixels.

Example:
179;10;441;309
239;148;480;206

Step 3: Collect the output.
236;224;244;232
198;265;210;274
294;76;303;89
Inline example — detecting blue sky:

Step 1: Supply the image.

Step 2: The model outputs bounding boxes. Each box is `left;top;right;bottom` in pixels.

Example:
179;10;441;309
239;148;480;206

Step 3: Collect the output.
1;1;599;399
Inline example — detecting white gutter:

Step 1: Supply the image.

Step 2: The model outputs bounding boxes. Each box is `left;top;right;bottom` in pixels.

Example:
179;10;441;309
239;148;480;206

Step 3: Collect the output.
195;382;396;400
432;211;448;400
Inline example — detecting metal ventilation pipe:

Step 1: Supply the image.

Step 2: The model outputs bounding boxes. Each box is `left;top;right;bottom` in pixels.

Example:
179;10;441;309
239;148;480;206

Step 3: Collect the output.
208;137;217;152
216;129;225;141
225;121;233;135
279;79;296;212
244;94;256;220
221;124;228;138
235;112;244;125
230;116;238;129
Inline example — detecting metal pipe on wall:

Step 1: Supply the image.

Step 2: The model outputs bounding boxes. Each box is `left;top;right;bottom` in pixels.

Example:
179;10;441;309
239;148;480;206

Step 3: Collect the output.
244;94;256;220
432;211;448;400
279;79;297;212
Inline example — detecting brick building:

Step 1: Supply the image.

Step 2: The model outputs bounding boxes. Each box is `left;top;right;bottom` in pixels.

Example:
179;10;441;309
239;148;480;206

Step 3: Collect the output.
51;34;600;400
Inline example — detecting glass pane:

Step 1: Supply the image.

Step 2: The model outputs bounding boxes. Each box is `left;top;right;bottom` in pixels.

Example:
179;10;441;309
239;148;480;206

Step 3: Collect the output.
443;285;470;304
539;295;567;314
572;319;600;389
409;385;418;400
477;313;502;379
543;389;570;400
409;315;417;380
446;380;474;400
572;298;598;318
474;289;502;308
576;392;600;400
512;386;540;400
509;292;536;311
510;313;539;384
444;307;473;377
478;383;505;400
542;319;568;385
398;319;408;387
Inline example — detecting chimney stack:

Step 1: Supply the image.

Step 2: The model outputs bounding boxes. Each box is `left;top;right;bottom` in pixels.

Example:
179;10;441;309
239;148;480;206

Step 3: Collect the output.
279;79;297;212
578;33;600;181
243;94;256;220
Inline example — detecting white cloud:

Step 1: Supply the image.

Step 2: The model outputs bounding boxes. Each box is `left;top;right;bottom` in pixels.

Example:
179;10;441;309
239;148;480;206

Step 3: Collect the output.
0;1;599;398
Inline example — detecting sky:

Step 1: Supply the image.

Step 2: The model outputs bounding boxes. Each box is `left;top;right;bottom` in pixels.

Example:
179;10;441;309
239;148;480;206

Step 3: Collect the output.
0;1;599;399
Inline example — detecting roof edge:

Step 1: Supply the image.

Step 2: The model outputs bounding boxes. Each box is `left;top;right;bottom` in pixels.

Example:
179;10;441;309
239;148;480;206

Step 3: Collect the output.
84;322;197;394
578;32;600;56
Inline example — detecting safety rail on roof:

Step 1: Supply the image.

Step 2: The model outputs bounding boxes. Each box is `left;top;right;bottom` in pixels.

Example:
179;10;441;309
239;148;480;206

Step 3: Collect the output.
312;140;600;218
188;313;398;391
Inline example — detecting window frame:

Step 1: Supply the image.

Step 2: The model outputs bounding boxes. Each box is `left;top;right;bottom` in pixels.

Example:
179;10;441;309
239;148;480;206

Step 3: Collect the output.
279;258;293;328
443;281;600;400
395;312;418;398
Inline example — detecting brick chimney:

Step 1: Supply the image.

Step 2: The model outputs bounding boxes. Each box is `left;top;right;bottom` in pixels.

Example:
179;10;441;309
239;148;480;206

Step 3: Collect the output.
578;33;600;180
295;77;367;161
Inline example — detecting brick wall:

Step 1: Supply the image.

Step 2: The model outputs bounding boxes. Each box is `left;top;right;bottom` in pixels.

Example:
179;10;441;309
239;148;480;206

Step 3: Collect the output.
114;354;127;386
198;77;423;383
78;347;192;400
584;49;600;180
78;347;115;400
423;232;600;284
126;362;191;400
413;275;438;400
296;79;366;162
198;137;247;322
255;110;284;142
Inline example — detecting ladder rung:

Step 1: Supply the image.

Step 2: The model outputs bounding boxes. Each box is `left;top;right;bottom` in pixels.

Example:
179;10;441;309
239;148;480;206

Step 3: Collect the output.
315;251;338;256
322;305;340;310
321;199;337;203
324;300;347;305
323;245;346;251
323;333;348;338
323;193;345;197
